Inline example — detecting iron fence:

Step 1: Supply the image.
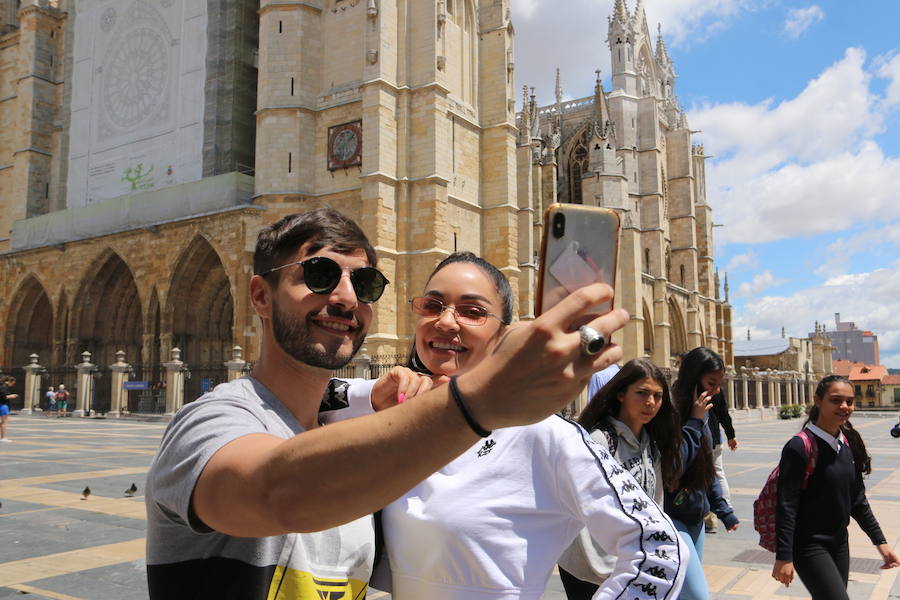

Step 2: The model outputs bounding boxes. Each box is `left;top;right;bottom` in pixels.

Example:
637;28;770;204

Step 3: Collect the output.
184;363;229;404
332;354;407;380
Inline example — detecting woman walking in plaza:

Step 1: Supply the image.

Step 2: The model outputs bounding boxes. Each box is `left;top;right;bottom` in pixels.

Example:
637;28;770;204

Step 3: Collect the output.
665;347;739;600
0;375;18;442
772;375;899;599
325;252;686;599
556;357;682;599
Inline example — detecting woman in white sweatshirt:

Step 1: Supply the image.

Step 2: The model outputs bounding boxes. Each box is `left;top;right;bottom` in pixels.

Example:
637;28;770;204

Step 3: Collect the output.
557;358;683;599
323;252;687;600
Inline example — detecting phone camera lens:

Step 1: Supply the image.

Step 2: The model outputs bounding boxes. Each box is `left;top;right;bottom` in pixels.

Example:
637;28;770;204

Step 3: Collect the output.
552;213;565;239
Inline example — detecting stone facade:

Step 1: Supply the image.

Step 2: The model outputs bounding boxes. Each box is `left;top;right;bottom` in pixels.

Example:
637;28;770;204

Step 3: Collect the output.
252;0;520;356
518;0;732;367
0;0;734;412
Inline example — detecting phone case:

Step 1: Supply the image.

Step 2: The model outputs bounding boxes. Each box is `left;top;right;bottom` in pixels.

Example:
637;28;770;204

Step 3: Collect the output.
535;204;620;316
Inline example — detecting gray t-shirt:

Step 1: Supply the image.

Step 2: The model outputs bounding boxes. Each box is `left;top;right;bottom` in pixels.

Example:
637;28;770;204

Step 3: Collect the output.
145;377;374;599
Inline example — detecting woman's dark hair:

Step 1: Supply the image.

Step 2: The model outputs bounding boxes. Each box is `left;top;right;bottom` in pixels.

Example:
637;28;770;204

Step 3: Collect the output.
804;374;871;476
407;252;514;373
671;347;725;491
579;359;682;491
253;208;377;280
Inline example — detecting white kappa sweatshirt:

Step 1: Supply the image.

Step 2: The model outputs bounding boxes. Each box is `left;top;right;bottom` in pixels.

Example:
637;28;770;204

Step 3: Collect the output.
321;379;687;600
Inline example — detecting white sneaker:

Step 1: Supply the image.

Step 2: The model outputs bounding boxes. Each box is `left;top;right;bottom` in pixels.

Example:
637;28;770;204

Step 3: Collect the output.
0;438;11;442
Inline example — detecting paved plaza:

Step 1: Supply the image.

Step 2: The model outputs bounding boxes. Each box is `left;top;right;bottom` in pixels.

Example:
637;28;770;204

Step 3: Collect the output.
0;412;898;599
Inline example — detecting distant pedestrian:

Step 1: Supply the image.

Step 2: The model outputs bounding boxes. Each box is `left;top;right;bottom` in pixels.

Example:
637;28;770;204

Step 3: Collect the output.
1;375;18;442
46;386;57;416
704;390;738;533
666;347;739;600
772;375;899;599
586;362;620;401
56;384;69;417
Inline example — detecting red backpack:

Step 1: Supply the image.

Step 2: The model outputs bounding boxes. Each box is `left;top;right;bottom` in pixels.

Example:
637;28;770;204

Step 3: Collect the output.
753;429;818;553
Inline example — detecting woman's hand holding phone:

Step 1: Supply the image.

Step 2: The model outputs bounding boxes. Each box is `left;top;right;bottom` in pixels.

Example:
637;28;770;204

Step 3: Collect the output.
690;388;714;420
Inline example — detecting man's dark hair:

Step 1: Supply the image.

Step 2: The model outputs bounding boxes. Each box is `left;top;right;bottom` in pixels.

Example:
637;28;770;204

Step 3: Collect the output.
254;208;377;280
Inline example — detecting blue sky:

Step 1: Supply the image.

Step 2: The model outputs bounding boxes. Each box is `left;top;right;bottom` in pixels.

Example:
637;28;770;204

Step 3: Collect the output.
511;0;900;367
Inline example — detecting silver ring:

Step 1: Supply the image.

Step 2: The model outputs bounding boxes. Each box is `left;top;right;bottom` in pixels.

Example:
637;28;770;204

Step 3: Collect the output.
579;325;606;356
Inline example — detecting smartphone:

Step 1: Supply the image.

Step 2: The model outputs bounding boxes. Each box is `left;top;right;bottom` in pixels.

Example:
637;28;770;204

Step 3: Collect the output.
535;203;620;316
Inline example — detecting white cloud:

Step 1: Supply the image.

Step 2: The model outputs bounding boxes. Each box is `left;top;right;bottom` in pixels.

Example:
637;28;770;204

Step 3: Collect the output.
736;270;785;297
814;221;900;276
735;261;900;368
691;48;900;245
876;50;900;108
726;251;759;272
783;5;824;39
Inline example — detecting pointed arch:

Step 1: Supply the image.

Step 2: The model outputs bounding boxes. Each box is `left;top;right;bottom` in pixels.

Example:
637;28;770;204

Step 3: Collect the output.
642;300;653;357
5;275;53;368
168;235;234;402
71;249;144;369
55;289;70;365
144;286;162;383
563;125;591;204
668;298;687;361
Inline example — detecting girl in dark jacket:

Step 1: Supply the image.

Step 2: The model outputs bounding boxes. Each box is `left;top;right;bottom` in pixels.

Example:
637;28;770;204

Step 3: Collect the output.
772;375;898;599
666;347;739;600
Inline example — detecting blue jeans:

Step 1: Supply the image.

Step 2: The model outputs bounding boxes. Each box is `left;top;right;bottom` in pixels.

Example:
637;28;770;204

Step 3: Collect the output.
673;519;708;600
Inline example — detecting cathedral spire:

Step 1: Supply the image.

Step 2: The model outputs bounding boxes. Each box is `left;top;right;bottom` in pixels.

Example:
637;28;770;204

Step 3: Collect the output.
655;23;671;64
724;273;729;302
555;68;563;106
634;0;647;29
614;0;628;22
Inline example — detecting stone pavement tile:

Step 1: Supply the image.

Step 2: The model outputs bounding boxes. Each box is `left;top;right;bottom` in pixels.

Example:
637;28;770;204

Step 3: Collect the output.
15;560;148;600
0;539;145;589
0;486;147;520
0;583;82;599
704;565;743;593
1;509;144;562
1;467;148;487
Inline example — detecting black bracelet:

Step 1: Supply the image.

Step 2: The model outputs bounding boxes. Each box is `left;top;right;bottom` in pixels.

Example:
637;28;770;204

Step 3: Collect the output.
449;376;491;438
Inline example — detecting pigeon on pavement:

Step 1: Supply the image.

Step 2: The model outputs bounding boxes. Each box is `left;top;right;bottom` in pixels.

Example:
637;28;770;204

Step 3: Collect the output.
125;483;137;497
81;486;91;500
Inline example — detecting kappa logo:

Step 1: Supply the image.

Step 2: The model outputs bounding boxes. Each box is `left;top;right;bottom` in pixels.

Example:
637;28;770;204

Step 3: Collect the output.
632;498;649;512
645;566;668;580
477;439;496;457
620;481;638;493
654;547;672;561
646;530;674;543
632;581;658;598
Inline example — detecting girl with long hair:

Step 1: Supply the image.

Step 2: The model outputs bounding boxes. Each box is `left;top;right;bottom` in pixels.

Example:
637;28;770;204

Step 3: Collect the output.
772;375;898;598
324;252;687;599
666;347;739;600
556;358;682;599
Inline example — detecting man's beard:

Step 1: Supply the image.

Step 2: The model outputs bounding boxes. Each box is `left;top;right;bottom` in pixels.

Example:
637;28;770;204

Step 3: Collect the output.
271;300;365;369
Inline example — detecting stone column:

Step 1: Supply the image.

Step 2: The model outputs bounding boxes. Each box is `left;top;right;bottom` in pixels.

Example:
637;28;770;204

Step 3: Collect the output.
741;376;749;410
351;353;372;379
755;375;764;414
22;353;43;414
74;351;95;417
725;370;736;410
225;346;247;381
163;348;186;416
108;350;131;418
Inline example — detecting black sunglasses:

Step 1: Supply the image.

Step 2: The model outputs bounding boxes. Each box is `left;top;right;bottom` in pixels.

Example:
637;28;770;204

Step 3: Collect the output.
263;256;389;304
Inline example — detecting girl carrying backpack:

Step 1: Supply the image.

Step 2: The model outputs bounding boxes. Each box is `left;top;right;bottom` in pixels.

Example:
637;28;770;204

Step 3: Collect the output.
556;358;682;599
772;375;898;599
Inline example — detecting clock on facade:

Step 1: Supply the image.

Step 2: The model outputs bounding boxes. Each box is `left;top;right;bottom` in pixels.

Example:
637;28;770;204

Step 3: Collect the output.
327;121;362;170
